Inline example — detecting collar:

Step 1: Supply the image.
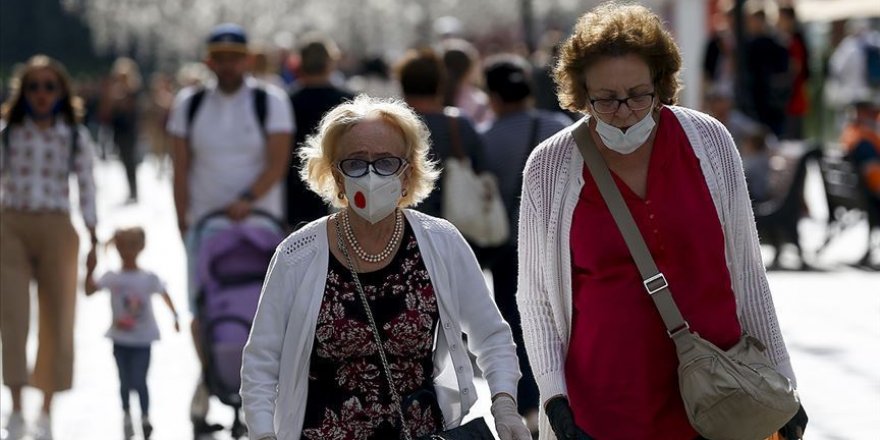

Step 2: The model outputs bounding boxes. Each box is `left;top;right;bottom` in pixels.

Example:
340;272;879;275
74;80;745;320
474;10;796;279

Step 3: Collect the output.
204;75;258;98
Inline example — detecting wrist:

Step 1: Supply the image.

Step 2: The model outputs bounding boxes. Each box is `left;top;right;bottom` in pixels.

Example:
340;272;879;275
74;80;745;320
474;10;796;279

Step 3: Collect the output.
491;392;516;404
239;188;256;202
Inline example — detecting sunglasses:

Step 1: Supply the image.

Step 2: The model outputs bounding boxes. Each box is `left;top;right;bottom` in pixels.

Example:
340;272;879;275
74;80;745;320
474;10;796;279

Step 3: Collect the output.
25;81;60;94
337;157;407;178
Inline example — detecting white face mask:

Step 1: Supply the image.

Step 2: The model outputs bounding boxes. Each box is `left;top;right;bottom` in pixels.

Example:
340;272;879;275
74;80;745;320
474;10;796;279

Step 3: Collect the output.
593;106;657;154
344;172;403;224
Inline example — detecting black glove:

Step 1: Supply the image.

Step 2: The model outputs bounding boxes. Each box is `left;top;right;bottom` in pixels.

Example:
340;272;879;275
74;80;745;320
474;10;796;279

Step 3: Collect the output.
778;404;808;440
545;397;595;440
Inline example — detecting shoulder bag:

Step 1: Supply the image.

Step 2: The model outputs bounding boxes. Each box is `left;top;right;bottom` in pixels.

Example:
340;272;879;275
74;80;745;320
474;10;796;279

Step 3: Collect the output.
442;115;509;247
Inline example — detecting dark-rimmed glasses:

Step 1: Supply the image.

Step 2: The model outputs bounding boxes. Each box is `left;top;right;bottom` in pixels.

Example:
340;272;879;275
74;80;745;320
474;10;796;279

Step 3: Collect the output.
337;157;407;178
589;92;655;114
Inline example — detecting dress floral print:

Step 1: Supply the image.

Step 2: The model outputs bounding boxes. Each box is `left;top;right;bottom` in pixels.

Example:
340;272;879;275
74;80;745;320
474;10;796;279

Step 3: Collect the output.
302;222;442;440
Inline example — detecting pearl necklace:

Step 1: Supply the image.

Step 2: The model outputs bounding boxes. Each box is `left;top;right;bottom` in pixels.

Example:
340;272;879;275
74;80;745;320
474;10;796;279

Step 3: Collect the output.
341;209;404;263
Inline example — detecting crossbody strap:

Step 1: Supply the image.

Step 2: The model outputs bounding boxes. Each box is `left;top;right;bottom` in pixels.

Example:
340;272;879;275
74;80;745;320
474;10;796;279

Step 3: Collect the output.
571;120;690;339
447;114;466;160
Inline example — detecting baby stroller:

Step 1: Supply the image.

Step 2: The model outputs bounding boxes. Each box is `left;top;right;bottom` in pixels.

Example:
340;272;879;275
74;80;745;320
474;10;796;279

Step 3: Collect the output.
194;210;285;439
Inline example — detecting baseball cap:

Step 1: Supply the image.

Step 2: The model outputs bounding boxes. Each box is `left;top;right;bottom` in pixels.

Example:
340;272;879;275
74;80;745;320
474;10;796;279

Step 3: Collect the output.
206;23;248;54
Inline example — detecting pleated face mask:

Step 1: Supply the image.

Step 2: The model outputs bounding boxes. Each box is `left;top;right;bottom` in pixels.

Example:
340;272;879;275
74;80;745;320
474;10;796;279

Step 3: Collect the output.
593;107;656;155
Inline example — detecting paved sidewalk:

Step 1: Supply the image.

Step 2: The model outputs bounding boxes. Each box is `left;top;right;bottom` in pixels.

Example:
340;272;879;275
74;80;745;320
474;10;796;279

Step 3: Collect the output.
1;158;878;439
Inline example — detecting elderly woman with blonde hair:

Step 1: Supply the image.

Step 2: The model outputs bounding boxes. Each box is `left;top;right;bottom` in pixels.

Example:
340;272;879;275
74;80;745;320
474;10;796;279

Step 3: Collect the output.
241;95;531;440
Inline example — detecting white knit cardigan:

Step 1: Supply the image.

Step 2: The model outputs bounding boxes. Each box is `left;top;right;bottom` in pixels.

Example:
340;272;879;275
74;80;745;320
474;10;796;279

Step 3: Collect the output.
516;106;796;439
241;209;520;440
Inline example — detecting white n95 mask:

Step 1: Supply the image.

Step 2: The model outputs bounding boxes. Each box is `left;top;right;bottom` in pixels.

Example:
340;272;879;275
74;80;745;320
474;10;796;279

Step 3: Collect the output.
344;173;402;224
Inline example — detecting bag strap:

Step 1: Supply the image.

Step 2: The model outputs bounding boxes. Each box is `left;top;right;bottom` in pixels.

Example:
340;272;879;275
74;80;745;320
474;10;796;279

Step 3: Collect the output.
571;120;690;339
447;114;466;160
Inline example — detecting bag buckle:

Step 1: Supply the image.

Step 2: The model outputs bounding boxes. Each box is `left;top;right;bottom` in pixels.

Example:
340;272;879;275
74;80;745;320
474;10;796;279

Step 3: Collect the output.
667;322;690;338
643;273;668;295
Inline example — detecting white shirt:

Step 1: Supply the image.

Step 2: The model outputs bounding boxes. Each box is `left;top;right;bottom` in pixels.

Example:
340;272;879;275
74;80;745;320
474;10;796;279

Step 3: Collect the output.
826;30;880;108
0;118;97;227
240;210;520;440
517;107;796;439
96;269;166;346
167;77;294;224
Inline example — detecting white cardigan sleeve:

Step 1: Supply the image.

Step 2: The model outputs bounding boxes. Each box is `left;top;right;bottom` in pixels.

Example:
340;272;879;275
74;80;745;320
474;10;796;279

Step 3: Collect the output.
697;112;797;386
241;248;294;438
516;159;569;404
451;228;521;399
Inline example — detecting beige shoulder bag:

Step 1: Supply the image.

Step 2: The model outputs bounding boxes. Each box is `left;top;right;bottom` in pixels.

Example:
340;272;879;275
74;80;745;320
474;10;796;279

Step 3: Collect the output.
572;120;800;440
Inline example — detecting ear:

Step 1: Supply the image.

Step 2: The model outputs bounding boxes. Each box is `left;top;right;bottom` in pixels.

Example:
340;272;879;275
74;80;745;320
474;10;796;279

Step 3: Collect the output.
400;166;412;198
332;167;346;195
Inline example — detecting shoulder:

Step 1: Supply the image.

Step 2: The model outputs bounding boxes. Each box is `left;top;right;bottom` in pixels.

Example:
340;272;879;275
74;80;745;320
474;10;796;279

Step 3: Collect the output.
274;216;328;267
404;210;466;243
523;119;578;178
170;86;204;112
667;106;734;148
255;81;290;105
536;110;573;130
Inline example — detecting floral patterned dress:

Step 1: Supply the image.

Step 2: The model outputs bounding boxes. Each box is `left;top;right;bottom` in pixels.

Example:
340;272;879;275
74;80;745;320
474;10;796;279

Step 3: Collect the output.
301;222;443;440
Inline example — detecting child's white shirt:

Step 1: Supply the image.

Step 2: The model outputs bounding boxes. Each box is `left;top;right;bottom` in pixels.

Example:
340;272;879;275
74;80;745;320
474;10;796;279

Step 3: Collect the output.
96;269;165;346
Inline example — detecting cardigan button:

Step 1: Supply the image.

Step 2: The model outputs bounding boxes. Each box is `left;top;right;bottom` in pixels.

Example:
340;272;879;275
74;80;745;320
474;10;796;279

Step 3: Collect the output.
444;322;451;329
450;344;457;351
463;388;469;394
458;365;464;372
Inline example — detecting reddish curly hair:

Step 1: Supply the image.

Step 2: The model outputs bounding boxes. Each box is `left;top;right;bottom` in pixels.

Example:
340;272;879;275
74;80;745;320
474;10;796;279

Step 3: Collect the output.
554;2;682;113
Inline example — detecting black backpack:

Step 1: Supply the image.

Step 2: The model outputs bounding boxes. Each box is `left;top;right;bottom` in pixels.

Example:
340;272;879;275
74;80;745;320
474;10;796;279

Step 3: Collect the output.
2;123;81;172
185;85;269;139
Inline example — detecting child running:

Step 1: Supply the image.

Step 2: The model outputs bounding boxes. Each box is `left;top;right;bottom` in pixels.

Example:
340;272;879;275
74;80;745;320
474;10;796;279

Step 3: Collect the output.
85;226;180;439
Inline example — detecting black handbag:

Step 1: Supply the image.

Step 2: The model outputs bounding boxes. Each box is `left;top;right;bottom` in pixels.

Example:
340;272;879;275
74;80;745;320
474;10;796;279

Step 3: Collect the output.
416;417;494;440
335;217;495;440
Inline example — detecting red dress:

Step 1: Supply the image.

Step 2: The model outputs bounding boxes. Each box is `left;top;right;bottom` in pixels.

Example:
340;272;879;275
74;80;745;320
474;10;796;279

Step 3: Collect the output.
566;108;742;439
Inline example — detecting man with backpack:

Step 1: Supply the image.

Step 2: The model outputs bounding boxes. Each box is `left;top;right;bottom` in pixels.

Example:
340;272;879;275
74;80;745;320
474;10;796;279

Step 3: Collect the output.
165;23;294;435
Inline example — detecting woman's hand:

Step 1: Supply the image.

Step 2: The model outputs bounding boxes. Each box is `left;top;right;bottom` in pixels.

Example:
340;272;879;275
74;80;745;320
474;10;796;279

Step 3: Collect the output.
778;404;808;440
491;394;532;440
545;396;594;440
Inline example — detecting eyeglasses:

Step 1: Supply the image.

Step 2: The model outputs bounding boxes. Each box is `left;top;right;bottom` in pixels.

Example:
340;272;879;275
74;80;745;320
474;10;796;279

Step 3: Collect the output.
25;81;59;94
337;157;407;178
589;92;655;114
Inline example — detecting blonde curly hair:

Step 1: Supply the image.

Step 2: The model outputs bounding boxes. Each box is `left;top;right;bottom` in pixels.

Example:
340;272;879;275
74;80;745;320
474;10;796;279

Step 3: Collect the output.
298;95;440;209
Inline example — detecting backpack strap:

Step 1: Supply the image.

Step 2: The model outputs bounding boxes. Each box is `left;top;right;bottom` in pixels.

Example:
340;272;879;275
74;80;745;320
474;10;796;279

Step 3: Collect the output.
186;86;268;138
186;87;207;140
253;86;268;137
